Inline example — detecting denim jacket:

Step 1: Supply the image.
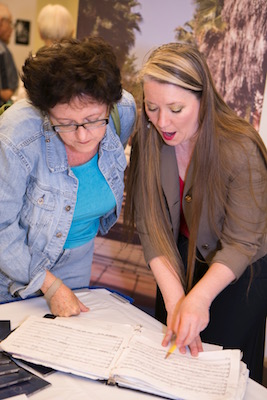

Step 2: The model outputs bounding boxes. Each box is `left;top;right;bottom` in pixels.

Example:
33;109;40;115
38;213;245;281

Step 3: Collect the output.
0;90;136;299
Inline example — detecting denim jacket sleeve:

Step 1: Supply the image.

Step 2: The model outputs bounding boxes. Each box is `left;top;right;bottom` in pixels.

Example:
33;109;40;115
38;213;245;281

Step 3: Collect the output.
0;100;76;300
0;133;50;298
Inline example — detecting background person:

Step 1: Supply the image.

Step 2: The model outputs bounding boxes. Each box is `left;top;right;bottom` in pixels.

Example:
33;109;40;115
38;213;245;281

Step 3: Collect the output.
0;3;18;106
37;4;75;46
15;4;75;103
0;37;136;317
124;42;267;383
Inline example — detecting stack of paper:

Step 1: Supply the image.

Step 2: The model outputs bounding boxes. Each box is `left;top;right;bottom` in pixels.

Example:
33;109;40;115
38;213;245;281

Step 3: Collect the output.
0;315;248;400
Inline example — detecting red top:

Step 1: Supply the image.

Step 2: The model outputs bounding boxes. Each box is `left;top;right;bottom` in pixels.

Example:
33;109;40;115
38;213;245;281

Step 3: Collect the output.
179;176;189;238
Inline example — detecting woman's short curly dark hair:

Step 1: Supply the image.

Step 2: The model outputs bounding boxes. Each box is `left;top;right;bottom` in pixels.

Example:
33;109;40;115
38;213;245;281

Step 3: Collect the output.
21;37;122;113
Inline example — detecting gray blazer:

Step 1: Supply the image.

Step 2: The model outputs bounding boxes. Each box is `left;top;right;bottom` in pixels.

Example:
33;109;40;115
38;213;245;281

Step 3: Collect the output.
137;142;267;280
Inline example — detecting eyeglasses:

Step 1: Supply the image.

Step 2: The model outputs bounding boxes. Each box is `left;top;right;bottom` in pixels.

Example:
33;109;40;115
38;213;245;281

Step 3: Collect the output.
51;118;109;133
1;18;15;28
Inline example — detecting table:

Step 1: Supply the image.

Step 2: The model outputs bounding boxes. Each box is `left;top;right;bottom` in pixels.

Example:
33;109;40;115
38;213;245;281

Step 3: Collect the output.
1;288;266;400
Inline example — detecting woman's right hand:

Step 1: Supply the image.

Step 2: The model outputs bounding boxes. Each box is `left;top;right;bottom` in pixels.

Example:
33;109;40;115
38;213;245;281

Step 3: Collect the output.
41;270;89;317
49;283;89;317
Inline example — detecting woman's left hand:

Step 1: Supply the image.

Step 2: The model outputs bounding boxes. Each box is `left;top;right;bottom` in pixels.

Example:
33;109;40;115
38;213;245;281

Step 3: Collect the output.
163;294;207;356
172;292;209;355
163;262;236;356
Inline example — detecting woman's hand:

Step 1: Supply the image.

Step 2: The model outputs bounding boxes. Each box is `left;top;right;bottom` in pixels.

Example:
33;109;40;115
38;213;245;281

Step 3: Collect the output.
41;270;89;317
163;294;206;357
172;292;210;348
148;256;203;354
49;283;89;317
149;257;203;356
163;262;236;356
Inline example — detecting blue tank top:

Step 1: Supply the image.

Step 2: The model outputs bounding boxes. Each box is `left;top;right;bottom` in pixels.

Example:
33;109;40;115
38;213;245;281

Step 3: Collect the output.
64;153;116;249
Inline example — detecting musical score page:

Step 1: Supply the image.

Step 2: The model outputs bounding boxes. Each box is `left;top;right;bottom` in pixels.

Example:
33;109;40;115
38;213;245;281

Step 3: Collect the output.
0;316;133;380
113;329;247;400
0;316;247;399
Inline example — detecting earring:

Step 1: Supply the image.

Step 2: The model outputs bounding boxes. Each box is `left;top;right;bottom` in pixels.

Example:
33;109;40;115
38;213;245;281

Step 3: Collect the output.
147;119;151;129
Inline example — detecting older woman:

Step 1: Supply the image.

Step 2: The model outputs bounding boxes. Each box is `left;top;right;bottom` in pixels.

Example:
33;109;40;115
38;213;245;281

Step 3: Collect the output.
125;42;267;383
37;4;75;45
0;37;136;316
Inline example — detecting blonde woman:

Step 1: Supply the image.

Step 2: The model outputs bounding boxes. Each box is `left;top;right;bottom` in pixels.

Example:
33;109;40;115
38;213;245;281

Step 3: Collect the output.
125;42;267;383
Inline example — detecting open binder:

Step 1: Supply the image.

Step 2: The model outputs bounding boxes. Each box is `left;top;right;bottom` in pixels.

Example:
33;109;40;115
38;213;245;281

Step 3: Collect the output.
0;315;248;400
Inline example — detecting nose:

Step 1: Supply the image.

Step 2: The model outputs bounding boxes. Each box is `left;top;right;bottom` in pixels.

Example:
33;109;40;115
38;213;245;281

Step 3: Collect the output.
75;125;89;140
157;110;169;129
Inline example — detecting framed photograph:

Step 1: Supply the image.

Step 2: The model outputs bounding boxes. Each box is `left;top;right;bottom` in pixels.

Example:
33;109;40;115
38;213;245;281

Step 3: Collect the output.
15;20;30;45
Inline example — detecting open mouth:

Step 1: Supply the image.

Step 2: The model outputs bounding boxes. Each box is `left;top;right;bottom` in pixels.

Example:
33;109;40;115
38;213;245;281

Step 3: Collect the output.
162;131;176;141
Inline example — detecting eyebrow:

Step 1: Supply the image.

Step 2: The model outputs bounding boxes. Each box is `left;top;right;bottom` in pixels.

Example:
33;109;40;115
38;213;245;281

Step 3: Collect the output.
50;112;105;123
145;100;183;107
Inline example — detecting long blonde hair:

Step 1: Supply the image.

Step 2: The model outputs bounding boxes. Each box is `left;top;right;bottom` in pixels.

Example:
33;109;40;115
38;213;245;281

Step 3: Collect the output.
124;43;267;291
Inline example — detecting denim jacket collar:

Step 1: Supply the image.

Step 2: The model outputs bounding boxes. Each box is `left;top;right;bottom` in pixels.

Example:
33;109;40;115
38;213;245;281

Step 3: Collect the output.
43;115;69;173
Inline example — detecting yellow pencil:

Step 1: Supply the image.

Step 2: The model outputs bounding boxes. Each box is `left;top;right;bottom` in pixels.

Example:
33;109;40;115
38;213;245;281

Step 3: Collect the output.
164;343;177;359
